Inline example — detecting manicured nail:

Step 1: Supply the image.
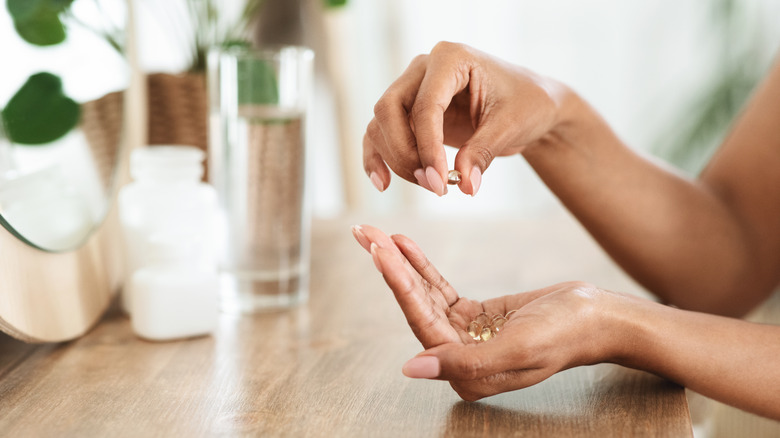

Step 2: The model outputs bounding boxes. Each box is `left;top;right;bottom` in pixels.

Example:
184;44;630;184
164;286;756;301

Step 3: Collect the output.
402;356;440;378
351;225;370;250
425;166;444;196
413;168;432;192
470;166;482;196
370;243;383;274
370;172;384;192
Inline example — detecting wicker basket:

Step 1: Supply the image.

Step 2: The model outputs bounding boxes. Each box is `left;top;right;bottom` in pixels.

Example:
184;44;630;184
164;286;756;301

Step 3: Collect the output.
145;72;209;180
79;90;124;193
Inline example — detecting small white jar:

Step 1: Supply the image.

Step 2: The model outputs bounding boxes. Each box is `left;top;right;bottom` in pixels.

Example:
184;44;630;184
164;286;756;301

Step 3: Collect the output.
118;146;219;313
130;234;218;341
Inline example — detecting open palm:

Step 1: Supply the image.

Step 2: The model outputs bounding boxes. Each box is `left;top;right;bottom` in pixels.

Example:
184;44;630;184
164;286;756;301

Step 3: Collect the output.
352;224;613;401
352;224;544;348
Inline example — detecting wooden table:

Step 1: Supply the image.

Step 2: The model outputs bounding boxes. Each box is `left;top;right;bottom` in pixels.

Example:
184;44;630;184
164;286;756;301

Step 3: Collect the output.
0;213;692;437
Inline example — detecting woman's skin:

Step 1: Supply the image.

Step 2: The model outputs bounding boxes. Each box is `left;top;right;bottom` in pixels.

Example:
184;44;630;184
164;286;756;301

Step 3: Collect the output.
351;225;780;420
358;41;780;419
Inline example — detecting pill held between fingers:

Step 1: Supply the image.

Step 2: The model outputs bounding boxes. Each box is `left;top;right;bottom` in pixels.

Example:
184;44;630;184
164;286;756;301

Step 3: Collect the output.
447;170;461;185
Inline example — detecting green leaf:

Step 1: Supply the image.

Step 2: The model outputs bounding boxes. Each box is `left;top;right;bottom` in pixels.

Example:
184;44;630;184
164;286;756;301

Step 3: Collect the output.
1;72;81;145
6;0;74;46
324;0;348;8
238;58;279;105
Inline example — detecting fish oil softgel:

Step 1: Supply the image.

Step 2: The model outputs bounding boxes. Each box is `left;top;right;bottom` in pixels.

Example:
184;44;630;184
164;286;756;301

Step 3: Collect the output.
447;170;461;185
466;310;517;342
467;321;481;339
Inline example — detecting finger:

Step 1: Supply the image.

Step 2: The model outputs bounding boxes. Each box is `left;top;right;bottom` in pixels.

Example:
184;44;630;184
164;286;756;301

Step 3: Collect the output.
355;224;402;253
410;42;473;196
372;56;428;188
372;244;461;347
363;119;392;191
402;332;530;381
351;225;371;251
452;123;505;196
391;234;459;307
358;226;455;319
449;367;557;401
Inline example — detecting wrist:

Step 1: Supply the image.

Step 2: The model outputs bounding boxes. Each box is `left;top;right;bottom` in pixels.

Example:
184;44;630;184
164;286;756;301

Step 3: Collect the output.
569;288;646;367
523;81;616;157
601;293;671;370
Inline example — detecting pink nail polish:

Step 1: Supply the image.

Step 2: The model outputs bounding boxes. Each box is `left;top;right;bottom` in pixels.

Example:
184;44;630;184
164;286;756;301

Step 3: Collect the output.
369;172;384;192
470;166;482;196
414;168;432;192
370;243;383;274
425;166;444;196
402;356;440;378
351;225;370;250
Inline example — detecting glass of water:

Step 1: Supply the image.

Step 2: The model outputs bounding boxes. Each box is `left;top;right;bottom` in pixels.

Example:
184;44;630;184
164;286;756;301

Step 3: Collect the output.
209;45;314;313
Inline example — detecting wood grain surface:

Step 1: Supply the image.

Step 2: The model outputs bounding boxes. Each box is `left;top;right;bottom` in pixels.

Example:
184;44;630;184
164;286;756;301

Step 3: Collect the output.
0;214;692;437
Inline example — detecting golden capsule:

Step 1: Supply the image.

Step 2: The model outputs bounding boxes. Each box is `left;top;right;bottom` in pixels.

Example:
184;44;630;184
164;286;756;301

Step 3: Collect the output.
447;170;461;185
479;326;493;341
505;309;517;319
490;316;507;334
467;321;482;340
474;312;490;326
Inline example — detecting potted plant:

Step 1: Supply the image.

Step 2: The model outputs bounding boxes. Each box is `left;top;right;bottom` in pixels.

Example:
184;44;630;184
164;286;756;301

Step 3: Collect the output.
142;0;265;164
1;0;126;189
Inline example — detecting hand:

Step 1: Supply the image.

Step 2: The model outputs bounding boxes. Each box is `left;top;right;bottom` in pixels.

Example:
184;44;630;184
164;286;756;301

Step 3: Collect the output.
352;224;628;401
364;41;567;196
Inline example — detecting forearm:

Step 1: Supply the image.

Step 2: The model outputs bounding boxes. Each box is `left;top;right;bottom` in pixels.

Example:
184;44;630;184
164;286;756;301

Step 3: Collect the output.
611;295;780;419
522;89;764;316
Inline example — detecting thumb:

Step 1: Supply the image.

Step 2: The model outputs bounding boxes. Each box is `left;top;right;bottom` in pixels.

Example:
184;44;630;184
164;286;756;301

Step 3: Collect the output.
402;336;521;381
453;124;506;196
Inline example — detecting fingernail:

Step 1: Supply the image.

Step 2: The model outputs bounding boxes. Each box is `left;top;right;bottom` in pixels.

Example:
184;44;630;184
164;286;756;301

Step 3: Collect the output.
402;356;440;378
470;166;482;196
370;172;385;192
425;166;444;196
351;225;370;250
413;168;432;192
370;243;383;274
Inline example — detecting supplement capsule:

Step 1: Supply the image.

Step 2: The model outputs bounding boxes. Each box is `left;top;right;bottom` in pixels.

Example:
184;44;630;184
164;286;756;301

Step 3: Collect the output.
447;170;461;185
490;316;507;334
474;312;490;325
479;326;493;341
467;321;482;340
505;309;517;319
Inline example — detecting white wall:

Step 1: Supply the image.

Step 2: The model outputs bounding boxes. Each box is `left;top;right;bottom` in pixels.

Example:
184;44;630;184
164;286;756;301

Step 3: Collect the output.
332;0;780;219
128;0;780;219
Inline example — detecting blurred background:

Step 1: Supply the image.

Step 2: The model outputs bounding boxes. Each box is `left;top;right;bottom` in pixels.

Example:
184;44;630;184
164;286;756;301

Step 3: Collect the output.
4;0;780;222
2;0;780;433
26;0;779;221
139;0;780;220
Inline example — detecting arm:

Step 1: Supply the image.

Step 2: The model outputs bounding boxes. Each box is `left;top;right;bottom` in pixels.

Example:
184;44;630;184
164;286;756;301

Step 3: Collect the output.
523;58;780;316
616;294;780;420
365;42;780;316
353;225;780;420
414;285;780;420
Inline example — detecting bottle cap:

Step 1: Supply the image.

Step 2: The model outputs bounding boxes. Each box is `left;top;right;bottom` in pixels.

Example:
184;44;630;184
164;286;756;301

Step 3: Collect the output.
144;230;204;266
130;146;205;182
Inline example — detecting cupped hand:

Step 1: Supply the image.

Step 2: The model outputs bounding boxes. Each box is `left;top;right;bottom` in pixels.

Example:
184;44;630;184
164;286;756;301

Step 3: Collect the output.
364;41;567;196
352;224;626;401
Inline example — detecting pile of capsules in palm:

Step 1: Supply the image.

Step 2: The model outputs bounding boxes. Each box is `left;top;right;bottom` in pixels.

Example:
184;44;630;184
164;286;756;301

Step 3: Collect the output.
467;310;516;342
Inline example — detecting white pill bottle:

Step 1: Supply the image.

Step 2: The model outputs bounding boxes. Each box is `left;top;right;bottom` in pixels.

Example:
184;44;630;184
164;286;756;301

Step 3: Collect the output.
117;146;220;332
130;233;218;341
